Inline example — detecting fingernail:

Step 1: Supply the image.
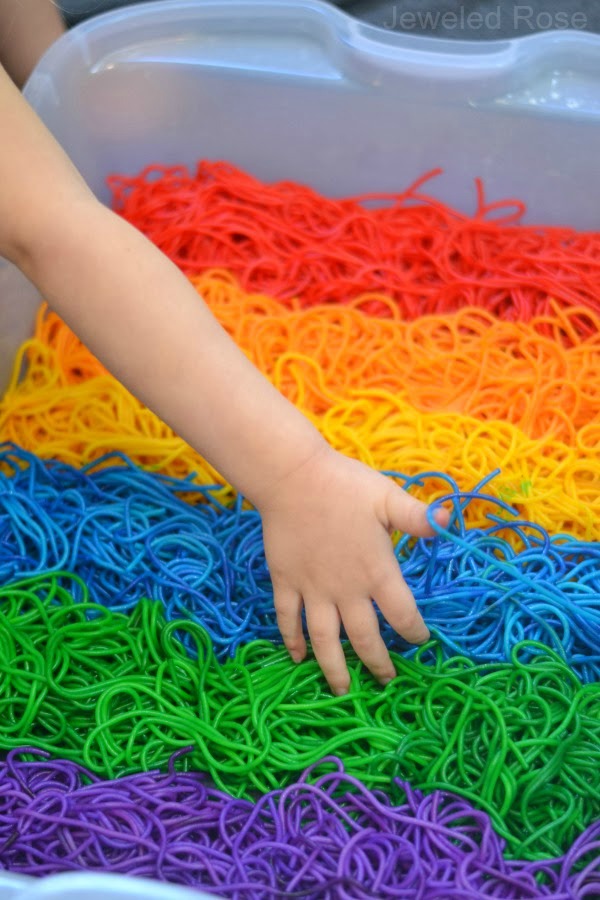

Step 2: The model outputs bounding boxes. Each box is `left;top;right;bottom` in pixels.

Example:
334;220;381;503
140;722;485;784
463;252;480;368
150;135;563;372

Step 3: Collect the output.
380;676;394;686
333;686;349;697
433;505;451;525
290;652;303;663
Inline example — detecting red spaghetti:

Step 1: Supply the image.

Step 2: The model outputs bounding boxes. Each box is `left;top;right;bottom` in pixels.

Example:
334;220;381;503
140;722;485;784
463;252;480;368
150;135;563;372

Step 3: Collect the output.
109;163;600;332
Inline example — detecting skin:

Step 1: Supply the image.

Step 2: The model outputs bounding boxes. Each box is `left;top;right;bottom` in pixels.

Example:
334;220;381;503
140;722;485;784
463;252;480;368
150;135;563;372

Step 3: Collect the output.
0;0;65;87
0;4;449;695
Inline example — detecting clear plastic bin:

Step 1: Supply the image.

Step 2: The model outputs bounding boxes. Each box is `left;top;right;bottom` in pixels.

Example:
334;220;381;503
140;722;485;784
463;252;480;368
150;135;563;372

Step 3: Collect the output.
1;1;599;894
2;0;600;395
22;0;600;218
0;872;215;899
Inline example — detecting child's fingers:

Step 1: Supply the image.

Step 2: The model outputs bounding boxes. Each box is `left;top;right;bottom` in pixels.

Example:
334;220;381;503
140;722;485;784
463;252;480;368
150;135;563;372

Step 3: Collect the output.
304;602;349;696
386;483;450;537
374;562;430;646
273;585;306;663
341;601;397;686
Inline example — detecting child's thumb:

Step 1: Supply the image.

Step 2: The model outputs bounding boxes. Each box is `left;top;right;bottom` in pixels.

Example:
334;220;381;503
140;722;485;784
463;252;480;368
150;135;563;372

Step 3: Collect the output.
385;484;450;538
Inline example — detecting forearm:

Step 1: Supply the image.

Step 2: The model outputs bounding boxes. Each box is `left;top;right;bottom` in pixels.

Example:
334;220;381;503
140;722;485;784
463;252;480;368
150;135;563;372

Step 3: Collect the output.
12;200;327;505
0;60;448;696
0;0;65;86
0;65;325;503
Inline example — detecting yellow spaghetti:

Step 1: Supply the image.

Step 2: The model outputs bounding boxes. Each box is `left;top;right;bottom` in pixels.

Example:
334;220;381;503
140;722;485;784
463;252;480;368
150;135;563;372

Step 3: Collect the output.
14;270;600;443
1;274;598;536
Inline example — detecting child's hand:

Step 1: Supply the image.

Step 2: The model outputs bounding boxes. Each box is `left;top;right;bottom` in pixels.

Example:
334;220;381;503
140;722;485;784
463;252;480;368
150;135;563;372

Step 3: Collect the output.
258;446;449;695
0;70;449;695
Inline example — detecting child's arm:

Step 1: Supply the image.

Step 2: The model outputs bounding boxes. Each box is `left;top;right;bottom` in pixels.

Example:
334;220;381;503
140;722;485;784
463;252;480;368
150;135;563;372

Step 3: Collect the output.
0;0;65;87
0;66;447;694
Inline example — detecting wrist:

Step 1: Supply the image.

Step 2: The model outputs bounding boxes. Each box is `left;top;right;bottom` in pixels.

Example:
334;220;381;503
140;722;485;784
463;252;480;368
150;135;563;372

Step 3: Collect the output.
248;430;332;513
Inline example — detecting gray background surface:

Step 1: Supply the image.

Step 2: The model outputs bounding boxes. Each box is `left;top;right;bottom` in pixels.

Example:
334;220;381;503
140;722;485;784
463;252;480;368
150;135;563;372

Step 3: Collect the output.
58;0;600;37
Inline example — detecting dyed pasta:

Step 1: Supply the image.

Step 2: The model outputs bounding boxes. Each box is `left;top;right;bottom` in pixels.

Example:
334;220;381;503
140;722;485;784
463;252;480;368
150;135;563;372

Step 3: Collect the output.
1;159;599;894
194;274;600;444
2;304;600;538
9;274;600;445
1;749;598;898
109;162;600;328
0;575;598;859
0;445;599;678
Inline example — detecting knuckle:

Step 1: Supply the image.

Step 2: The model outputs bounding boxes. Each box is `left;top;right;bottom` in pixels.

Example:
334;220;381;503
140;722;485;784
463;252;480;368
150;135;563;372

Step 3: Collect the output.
349;632;377;656
367;563;396;593
397;605;420;627
273;597;291;617
281;632;302;649
392;607;421;634
269;567;287;586
309;627;333;648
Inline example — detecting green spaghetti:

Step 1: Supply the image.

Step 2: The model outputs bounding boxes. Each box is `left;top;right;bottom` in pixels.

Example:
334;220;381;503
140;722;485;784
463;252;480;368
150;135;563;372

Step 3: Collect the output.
0;571;597;861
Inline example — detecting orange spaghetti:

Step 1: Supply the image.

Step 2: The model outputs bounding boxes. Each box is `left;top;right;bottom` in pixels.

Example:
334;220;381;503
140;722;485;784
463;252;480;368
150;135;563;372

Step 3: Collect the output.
16;271;600;444
1;275;599;538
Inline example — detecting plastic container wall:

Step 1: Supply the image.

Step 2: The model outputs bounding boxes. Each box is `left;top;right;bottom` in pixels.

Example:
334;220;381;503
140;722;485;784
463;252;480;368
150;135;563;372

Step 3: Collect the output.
1;0;599;397
0;872;216;899
0;3;599;894
21;0;600;220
